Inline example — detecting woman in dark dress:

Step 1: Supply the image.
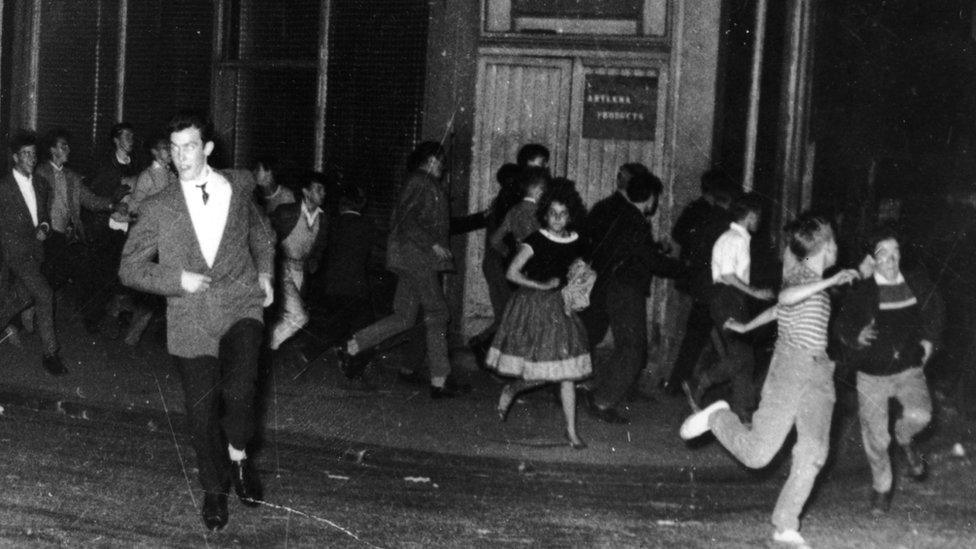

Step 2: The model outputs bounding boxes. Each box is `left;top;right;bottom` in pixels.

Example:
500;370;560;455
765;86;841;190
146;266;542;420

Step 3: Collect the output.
486;182;591;449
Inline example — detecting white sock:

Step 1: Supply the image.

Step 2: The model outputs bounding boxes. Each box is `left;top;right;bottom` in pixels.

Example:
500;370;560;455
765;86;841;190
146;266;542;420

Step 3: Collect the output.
228;444;247;462
430;376;446;388
347;340;360;356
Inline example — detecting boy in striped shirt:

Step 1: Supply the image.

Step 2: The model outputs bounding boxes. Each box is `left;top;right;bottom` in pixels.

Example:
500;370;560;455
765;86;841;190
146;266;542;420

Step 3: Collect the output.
680;213;859;547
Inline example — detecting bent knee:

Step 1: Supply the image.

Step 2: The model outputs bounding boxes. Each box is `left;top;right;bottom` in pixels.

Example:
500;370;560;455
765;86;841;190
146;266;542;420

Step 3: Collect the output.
904;407;932;428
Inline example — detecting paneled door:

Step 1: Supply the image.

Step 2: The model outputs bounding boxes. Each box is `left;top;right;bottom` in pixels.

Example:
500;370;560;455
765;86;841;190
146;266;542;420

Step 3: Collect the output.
463;56;573;334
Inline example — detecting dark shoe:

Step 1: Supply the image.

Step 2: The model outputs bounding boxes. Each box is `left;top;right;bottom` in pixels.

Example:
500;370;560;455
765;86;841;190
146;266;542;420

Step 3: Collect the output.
337;346;373;378
902;443;927;481
586;402;630;425
231;458;264;507
42;353;69;376
397;369;428;386
201;492;229;531
430;385;465;399
870;490;892;515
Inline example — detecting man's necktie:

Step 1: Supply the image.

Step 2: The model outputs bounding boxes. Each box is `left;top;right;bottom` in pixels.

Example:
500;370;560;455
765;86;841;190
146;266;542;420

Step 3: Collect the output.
196;182;209;204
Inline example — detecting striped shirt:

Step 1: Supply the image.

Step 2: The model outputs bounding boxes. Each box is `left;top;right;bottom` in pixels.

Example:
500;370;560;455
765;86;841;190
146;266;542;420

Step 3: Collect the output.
776;264;831;350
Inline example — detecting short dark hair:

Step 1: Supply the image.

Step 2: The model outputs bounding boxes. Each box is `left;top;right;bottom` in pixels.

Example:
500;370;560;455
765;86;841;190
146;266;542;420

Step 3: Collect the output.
516;143;550;167
145;133;169;152
109;122;134;141
40;128;71;160
784;212;834;260
625;171;664;203
865;223;901;256
620;162;651;182
496;163;521;190
302;170;331;191
516;166;550;196
536;178;587;230
9;129;36;155
700;168;731;194
338;183;367;212
252;154;278;173
407;140;445;173
730;192;763;222
167;111;212;143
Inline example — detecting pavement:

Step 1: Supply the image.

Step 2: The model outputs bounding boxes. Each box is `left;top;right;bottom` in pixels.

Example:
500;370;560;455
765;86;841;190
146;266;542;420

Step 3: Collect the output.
0;294;969;478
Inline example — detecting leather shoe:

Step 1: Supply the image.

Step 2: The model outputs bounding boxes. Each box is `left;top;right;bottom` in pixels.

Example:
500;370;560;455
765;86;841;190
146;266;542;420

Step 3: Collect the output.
231;458;263;507
902;443;927;481
42;353;69;376
586;401;630;425
870;489;892;515
202;492;228;531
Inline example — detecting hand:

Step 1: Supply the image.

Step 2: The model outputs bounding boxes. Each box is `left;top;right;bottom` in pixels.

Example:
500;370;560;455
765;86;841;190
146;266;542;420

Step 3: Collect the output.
259;273;274;308
830;269;860;287
858;254;876;279
724;319;746;334
856;320;877;348
180;270;212;294
753;288;776;301
35;227;48;242
542;278;560;290
432;244;453;261
920;340;934;365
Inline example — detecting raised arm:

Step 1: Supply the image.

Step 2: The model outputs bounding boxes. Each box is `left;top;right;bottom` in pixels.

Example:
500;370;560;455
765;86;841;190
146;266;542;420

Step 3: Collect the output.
779;269;859;305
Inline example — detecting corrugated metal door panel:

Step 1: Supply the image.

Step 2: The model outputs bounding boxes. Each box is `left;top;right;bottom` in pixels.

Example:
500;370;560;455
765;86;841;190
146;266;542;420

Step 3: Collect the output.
463;56;573;332
324;0;428;240
35;0;115;176
123;0;213;142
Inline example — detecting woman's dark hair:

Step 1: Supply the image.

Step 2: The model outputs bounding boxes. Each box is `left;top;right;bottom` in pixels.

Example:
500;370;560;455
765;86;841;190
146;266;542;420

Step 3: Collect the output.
784;212;834;259
536;178;587;231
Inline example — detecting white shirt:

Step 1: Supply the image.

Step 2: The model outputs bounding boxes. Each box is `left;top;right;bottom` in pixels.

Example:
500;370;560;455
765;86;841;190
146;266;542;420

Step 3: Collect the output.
302;201;322;227
12;169;39;227
181;166;232;268
711;222;752;285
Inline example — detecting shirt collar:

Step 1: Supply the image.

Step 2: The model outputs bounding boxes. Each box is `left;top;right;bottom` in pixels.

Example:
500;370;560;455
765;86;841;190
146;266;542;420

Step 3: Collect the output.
12;169;31;186
302;201;322;225
180;166;212;189
730;222;751;240
523;196;537;204
50;161;64;172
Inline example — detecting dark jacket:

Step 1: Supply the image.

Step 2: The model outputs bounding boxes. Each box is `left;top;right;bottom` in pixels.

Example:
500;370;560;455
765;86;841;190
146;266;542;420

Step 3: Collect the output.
584;192;683;295
35;162;113;242
270;201;329;274
833;269;945;376
322;211;375;297
386;170;452;273
86;154;141;240
119;171;275;358
672;197;729;296
0;171;51;265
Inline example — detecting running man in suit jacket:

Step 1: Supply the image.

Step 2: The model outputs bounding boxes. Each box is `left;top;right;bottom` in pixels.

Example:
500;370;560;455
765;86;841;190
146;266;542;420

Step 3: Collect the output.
0;130;67;375
119;112;275;532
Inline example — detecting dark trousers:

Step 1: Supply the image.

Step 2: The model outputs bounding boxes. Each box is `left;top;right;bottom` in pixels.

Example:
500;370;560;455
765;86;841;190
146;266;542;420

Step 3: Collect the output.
0;255;57;355
582;278;647;410
43;232;100;316
707;284;756;417
86;229;127;322
667;296;714;387
173;318;262;494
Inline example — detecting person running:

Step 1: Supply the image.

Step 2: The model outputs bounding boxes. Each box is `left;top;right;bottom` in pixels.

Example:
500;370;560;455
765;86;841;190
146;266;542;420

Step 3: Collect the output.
487;182;592;449
833;225;943;514
679;213;859;547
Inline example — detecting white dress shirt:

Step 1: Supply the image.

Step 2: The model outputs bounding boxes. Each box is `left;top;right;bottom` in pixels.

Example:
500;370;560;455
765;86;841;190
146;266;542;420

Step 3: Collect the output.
12;169;39;227
711;221;752;285
180;166;232;268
